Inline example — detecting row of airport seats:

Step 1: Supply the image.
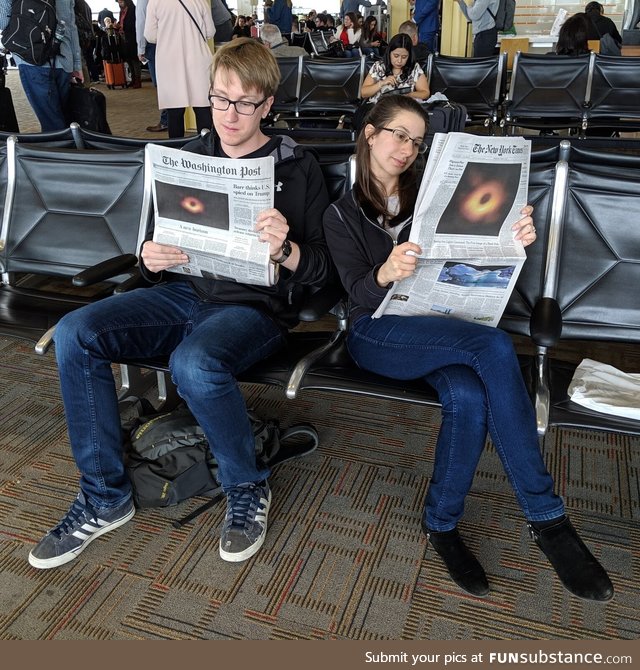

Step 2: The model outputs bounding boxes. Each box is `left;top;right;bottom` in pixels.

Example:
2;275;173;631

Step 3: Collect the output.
1;130;640;445
503;51;640;134
0;126;353;348
266;51;640;136
427;51;640;136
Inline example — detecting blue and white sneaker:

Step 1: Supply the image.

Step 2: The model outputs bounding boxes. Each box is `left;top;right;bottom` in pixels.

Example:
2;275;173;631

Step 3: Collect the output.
219;480;271;562
28;491;135;569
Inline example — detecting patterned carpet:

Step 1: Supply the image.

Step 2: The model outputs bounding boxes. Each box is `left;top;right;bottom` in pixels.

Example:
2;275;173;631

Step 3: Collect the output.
0;336;638;640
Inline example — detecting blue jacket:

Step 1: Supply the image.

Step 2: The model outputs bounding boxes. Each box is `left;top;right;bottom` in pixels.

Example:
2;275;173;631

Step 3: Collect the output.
269;0;293;34
0;0;82;72
413;0;439;41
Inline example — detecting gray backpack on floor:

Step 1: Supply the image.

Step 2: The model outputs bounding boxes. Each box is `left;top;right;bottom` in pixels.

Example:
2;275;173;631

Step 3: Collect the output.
123;403;318;517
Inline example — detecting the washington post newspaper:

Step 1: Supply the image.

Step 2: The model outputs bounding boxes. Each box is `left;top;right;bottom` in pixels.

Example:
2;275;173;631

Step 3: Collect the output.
373;133;531;326
146;144;277;286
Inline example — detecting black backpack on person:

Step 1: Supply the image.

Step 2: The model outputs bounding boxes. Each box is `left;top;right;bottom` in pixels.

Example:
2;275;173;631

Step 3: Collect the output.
3;0;59;65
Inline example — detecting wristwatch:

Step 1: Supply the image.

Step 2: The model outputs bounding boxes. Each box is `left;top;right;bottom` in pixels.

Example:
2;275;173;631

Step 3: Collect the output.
271;239;292;264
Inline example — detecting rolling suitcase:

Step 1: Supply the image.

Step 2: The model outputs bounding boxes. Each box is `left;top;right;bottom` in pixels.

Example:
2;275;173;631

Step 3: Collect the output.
104;60;127;89
424;101;468;138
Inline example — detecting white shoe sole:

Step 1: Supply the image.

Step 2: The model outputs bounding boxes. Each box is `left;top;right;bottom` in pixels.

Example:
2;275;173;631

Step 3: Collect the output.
219;490;271;563
28;507;136;570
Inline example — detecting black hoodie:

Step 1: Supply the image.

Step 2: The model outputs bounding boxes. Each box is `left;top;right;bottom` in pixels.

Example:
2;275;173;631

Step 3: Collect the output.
323;189;413;324
141;131;332;330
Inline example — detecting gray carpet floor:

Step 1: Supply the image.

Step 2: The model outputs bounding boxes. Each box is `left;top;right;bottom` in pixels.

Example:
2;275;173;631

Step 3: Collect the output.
0;336;638;640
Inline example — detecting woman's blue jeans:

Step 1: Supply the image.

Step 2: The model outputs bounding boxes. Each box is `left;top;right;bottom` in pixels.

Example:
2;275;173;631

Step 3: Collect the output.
53;281;285;510
348;315;565;531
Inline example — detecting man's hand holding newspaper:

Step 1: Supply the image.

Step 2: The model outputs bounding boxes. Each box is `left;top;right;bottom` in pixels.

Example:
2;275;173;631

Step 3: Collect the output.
373;133;533;326
145;144;278;286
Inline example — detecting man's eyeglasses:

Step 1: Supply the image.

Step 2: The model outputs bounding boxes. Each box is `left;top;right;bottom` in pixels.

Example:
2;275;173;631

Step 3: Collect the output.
208;94;268;116
378;127;427;154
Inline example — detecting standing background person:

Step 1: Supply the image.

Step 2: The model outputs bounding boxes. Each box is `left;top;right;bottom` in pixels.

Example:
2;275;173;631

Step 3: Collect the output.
211;0;234;43
0;0;83;131
136;0;168;132
145;0;215;138
413;0;439;53
269;0;294;36
115;0;141;88
455;0;499;57
340;0;381;23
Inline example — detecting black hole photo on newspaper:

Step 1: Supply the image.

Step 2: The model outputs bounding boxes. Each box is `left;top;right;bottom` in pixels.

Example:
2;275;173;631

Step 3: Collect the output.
436;162;521;236
155;181;230;230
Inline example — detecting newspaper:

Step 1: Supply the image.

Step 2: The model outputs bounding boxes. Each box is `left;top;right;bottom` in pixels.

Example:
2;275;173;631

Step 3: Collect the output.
146;144;277;286
373;132;530;326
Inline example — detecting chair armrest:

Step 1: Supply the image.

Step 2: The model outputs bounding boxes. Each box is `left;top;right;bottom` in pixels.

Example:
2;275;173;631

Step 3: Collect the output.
530;297;562;347
298;284;346;322
287;328;346;399
72;254;139;287
113;269;148;293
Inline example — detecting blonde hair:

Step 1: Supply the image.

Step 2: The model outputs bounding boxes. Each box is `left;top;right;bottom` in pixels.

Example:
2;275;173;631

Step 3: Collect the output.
210;38;280;98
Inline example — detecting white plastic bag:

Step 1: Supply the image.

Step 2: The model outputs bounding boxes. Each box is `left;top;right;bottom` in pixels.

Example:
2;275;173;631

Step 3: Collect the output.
568;358;640;420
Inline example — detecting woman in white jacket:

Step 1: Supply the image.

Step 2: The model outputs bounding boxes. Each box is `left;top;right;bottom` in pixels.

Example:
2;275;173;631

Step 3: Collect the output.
145;0;216;137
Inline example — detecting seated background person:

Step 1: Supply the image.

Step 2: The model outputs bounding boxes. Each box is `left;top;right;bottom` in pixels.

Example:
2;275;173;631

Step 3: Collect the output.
360;33;430;104
338;12;362;57
585;1;622;48
28;38;332;570
360;15;385;58
231;15;251;39
323;94;614;603
398;20;430;66
262;22;308;56
554;12;590;55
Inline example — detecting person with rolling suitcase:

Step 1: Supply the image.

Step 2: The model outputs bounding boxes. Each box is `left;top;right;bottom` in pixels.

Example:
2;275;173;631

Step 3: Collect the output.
102;16;128;88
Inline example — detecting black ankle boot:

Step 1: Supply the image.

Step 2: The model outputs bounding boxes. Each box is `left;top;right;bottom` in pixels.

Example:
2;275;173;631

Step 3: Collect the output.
422;523;490;597
528;516;614;601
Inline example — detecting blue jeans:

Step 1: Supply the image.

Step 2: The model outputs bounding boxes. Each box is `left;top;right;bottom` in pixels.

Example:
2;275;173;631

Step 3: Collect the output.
144;43;167;127
348;315;565;531
53;281;285;510
18;64;70;132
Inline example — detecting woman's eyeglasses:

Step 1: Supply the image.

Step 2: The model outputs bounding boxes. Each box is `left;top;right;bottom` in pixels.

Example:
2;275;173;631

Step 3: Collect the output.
378;127;428;154
208;94;267;116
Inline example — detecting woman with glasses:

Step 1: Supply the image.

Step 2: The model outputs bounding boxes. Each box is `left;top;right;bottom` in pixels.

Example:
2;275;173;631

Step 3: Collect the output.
145;0;215;138
323;95;614;602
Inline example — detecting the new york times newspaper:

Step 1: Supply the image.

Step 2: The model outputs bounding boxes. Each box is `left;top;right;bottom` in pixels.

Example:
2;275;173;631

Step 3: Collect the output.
146;144;277;286
373;133;530;326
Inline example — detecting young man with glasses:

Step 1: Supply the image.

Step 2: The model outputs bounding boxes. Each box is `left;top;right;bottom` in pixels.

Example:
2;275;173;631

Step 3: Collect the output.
28;38;332;570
